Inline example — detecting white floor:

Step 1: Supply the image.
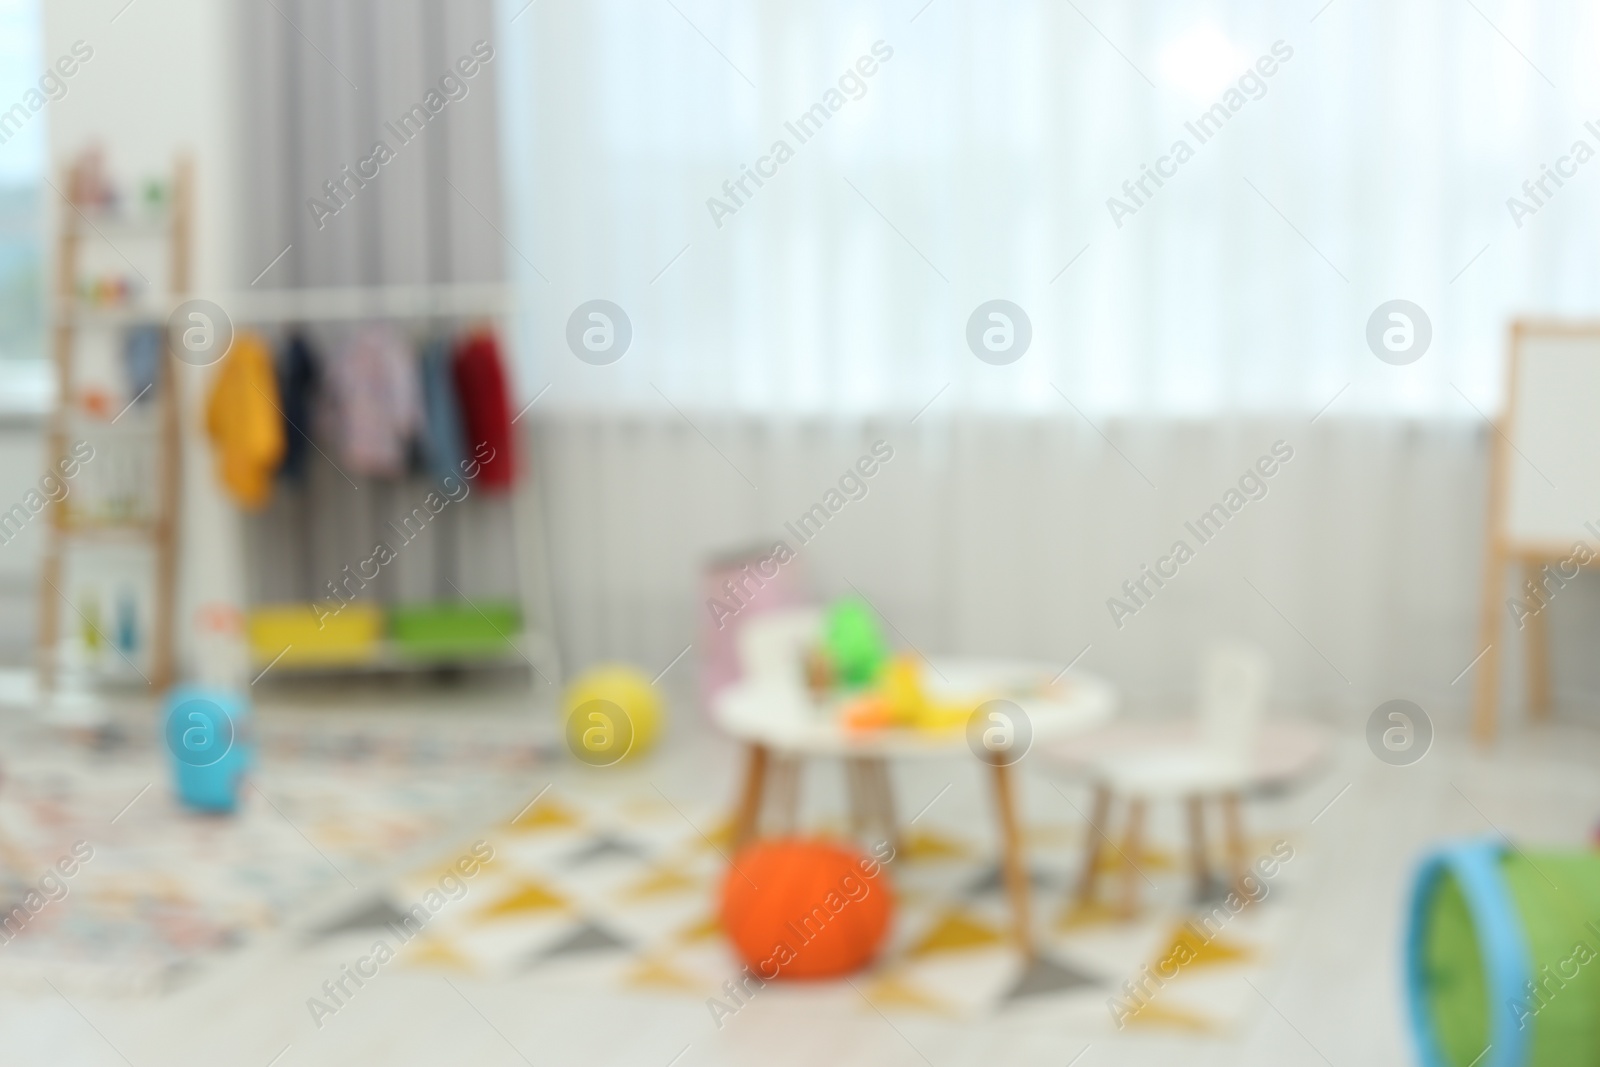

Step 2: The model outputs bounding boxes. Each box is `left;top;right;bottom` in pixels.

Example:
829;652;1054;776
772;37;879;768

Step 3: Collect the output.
5;685;1597;1067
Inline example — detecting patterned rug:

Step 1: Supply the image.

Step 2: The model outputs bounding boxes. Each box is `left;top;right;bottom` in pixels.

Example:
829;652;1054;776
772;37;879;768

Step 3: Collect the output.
0;711;549;994
318;784;1305;1033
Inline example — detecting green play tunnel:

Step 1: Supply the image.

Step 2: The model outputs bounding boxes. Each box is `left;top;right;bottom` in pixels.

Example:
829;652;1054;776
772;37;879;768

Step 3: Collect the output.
1406;840;1600;1067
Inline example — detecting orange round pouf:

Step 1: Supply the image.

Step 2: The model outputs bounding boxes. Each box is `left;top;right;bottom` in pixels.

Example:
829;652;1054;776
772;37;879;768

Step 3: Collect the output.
719;838;894;980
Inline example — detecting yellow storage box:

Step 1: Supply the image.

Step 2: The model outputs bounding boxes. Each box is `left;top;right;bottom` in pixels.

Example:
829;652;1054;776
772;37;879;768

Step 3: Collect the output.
248;603;384;667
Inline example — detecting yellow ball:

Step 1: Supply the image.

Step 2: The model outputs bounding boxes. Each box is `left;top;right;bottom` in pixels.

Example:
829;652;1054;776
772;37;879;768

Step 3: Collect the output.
561;664;662;766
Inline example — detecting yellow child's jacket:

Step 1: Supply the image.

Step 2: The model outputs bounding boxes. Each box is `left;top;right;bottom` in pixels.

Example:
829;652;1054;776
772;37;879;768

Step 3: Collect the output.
205;332;285;509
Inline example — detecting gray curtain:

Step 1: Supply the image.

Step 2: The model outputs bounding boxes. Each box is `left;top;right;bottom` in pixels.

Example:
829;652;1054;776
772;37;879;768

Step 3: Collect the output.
231;0;516;613
236;0;504;290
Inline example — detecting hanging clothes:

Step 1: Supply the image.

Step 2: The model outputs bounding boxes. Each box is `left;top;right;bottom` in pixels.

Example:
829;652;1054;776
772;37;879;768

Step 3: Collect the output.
121;324;162;406
451;329;516;491
275;330;320;482
328;324;423;478
419;336;467;486
204;331;286;509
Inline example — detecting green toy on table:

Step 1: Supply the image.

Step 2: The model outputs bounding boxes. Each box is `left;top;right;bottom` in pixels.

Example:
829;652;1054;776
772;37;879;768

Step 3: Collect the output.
818;598;890;688
809;598;976;735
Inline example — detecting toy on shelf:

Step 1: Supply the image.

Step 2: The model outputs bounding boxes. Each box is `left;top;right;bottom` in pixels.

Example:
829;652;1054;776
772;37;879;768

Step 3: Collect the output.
76;386;115;420
122;324;163;405
1405;839;1600;1067
76;272;147;308
66;580;148;673
65;144;171;224
138;176;170;219
66;145;116;214
76;589;102;656
115;586;139;654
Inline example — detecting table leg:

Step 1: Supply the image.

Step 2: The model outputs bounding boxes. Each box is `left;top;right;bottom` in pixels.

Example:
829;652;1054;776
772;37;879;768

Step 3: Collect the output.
1075;783;1112;907
770;756;802;834
1221;791;1248;905
865;757;901;854
1186;794;1210;903
732;743;769;852
845;758;870;839
1119;798;1146;919
989;759;1035;960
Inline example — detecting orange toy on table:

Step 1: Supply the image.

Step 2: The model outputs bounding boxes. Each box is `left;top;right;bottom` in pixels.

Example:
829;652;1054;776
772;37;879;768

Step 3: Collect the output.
719;838;894;979
839;654;982;734
839;694;896;732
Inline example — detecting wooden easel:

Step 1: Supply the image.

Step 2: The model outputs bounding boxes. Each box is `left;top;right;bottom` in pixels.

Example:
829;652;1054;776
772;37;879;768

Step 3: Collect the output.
1472;320;1600;742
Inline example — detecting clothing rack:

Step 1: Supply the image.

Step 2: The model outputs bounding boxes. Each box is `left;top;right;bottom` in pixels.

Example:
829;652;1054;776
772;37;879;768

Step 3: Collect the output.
228;282;562;691
57;284;517;330
221;282;512;324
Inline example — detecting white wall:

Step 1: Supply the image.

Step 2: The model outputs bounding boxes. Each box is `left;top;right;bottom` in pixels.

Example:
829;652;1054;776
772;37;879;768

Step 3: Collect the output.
40;0;248;678
43;0;242;293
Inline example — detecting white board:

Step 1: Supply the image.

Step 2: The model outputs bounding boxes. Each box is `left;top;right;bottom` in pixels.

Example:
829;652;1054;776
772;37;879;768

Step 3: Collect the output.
1503;328;1600;550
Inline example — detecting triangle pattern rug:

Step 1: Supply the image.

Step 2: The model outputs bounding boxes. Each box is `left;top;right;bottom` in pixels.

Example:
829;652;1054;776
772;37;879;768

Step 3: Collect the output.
329;786;1301;1029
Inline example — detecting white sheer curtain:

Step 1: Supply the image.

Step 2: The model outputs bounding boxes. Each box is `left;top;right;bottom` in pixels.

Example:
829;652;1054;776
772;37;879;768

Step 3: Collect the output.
499;0;1600;418
493;0;1600;715
528;414;1521;720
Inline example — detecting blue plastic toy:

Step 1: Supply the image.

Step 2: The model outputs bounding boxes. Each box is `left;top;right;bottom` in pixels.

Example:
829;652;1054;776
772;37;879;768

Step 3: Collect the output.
162;685;253;813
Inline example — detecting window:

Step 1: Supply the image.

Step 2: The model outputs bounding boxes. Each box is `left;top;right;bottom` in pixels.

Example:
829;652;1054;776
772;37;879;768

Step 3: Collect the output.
0;0;44;367
503;0;1600;417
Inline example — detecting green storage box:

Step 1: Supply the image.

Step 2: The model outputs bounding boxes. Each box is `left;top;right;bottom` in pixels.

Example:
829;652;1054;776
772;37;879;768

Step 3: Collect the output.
390;601;522;660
